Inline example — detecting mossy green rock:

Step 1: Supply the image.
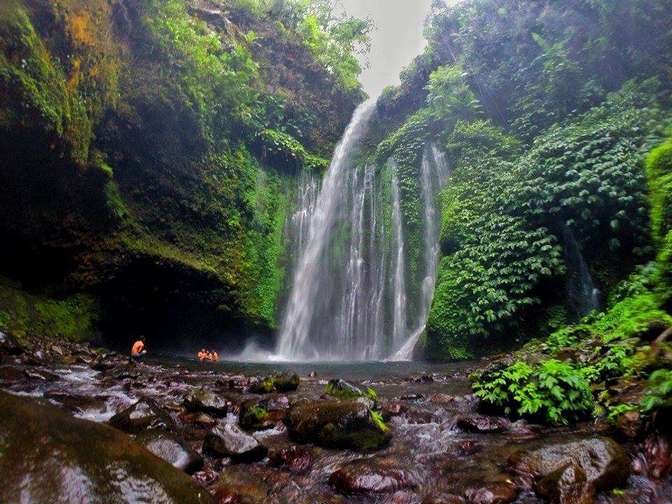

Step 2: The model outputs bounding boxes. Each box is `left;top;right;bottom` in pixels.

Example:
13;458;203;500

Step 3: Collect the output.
284;400;391;452
250;371;300;394
0;391;212;503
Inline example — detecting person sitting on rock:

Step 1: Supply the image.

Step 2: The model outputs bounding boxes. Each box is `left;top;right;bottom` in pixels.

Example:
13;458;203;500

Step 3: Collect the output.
130;337;147;362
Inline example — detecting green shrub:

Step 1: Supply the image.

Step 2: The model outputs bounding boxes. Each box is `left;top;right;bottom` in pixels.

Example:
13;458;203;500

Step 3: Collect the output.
472;359;594;425
641;369;672;413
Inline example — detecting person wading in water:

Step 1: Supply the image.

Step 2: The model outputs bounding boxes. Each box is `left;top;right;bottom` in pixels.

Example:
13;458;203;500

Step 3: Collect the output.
130;337;147;362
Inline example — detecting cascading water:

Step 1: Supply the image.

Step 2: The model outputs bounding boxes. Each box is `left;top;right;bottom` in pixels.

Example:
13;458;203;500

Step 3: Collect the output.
276;101;378;360
276;98;452;361
391;145;450;360
562;226;601;318
390;173;408;350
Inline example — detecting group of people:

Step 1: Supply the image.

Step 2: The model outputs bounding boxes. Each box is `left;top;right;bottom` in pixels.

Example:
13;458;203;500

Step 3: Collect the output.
197;349;219;362
130;337;219;363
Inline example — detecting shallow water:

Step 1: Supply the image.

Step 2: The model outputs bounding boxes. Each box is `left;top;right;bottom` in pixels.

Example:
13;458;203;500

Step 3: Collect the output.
151;353;477;382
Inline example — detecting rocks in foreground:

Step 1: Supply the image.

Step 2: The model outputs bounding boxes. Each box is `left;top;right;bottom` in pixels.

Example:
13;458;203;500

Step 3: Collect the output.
136;430;204;474
510;436;629;503
183;388;229;416
456;414;510;434
284;399;391;452
249;371;300;394
204;423;268;462
329;456;418;494
108;398;176;434
0;391;211;504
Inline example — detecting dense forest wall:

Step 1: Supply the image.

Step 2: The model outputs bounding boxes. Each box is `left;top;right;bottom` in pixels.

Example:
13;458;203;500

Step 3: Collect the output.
0;0;366;349
368;0;672;359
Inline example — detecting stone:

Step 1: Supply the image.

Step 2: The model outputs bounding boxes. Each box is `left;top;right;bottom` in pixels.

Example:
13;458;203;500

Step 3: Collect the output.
269;445;313;474
249;371;300;394
136;430;203;474
329;457;418;495
615;410;643;440
422;495;465;504
109;398;176;434
465;481;517;504
0;391;211;504
183;388;229;416
510;436;629;501
204;423;268;462
324;378;365;399
456;414;510;434
284;399;391;452
535;464;591;504
239;399;274;432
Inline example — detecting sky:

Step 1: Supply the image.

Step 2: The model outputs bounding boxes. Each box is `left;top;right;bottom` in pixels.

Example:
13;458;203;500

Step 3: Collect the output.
339;0;434;98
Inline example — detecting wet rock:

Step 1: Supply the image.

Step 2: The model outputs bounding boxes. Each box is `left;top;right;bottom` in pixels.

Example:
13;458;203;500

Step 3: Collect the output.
239;399;277;432
422;495;465;504
457;440;481;456
324;378;366;399
249;371;299;394
109;398;176;434
183;388;229;416
136;430;203;474
400;393;424;401
44;389;106;414
632;435;672;480
285;399;392;452
456;414;510;434
212;466;273;504
465;482;517;504
0;365;25;383
24;368;58;381
329;457;418;495
269;445;313;474
181;411;218;428
510;436;629;501
0;391;211;504
0;331;22;355
535;464;590;504
382;400;407;419
615;410;643;440
204;423;268;462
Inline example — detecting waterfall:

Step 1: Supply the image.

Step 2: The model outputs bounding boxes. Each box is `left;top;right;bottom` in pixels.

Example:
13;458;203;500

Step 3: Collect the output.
391;145;449;361
275;99;452;361
391;173;408;350
562;226;600;318
276;101;377;360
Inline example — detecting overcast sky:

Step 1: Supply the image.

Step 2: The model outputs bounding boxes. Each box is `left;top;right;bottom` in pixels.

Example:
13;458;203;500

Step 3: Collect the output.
339;0;434;98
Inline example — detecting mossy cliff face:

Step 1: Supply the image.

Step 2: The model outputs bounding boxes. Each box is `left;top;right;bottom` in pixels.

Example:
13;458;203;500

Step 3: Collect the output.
0;0;362;348
367;0;672;360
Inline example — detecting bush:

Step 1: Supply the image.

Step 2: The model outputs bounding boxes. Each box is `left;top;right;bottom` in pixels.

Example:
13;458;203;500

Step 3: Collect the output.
472;359;594;425
641;369;672;413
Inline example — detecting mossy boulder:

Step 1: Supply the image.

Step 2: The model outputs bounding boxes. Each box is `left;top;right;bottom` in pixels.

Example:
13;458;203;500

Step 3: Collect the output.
284;399;391;452
0;391;212;503
250;371;300;394
239;400;272;432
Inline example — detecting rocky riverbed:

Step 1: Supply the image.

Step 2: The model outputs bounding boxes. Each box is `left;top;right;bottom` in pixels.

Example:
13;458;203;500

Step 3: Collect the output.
0;333;670;504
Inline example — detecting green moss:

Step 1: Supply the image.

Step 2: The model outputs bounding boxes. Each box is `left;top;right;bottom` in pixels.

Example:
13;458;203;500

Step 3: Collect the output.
0;278;100;343
647;138;672;243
